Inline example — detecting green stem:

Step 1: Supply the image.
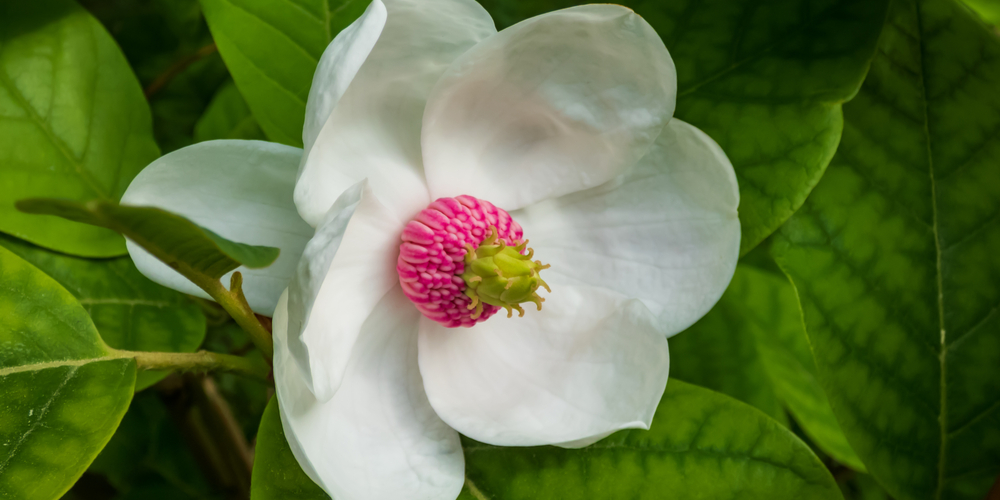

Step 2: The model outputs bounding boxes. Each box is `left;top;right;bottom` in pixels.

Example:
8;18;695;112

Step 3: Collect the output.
110;348;271;383
187;271;275;362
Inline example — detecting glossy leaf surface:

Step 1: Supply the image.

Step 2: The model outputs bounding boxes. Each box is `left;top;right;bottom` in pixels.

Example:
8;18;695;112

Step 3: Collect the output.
198;0;368;146
774;0;1000;496
16;198;280;279
0;0;160;257
460;380;841;500
0;246;136;500
477;0;889;254
731;265;865;471
0;234;206;390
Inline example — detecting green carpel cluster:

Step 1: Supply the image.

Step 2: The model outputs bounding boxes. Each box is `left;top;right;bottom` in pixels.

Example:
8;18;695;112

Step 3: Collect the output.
461;227;550;319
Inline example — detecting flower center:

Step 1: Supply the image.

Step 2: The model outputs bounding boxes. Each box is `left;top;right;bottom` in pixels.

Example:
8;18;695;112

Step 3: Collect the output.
397;196;550;328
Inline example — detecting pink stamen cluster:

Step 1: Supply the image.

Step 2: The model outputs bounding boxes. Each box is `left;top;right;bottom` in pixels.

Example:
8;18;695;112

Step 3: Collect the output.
397;195;523;327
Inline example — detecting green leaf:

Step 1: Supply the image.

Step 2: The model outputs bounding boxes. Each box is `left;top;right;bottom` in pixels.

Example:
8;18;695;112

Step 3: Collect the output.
0;245;136;500
773;0;1000;497
0;0;160;258
960;0;1000;25
194;80;267;142
16;198;280;279
88;392;218;499
462;380;841;500
668;282;788;424
198;0;369;147
729;264;865;471
0;234;207;391
477;0;889;254
251;398;329;500
81;0;232;153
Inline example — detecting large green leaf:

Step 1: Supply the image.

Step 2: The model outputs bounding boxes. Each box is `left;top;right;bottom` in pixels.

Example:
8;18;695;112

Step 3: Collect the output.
477;0;888;254
251;398;329;500
0;0;160;258
733;265;865;471
0;234;207;391
194;80;266;142
198;0;368;147
773;0;1000;497
460;380;841;499
17;198;280;280
0;246;136;500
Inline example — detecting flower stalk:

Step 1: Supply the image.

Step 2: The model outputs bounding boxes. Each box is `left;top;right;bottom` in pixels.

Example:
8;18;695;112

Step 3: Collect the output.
186;271;275;362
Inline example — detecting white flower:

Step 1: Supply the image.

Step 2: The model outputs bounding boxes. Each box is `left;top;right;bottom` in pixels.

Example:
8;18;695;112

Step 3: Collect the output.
122;1;740;499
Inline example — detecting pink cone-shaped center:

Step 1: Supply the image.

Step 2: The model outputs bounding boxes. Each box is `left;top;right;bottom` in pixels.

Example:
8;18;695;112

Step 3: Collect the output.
397;195;523;328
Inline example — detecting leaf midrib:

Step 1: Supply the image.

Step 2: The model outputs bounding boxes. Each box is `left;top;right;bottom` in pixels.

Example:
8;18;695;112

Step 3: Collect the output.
911;4;948;498
0;355;123;378
0;58;110;201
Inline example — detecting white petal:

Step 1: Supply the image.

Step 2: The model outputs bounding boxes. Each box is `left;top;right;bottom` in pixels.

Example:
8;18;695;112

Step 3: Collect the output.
286;182;402;401
121;140;312;316
514;119;741;337
273;288;465;500
422;5;676;211
295;0;496;225
302;0;387;153
418;285;670;447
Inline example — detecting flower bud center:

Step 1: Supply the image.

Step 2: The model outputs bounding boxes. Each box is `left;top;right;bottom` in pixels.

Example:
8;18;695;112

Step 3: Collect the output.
396;195;550;328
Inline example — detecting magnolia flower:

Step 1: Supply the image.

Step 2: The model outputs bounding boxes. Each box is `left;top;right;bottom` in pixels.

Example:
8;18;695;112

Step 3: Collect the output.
123;0;740;498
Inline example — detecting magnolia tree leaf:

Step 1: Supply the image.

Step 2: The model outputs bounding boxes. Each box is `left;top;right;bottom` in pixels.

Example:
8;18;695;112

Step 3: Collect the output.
0;234;207;391
669;290;787;425
459;380;841;499
773;0;1000;497
961;0;1000;25
0;0;160;257
88;392;217;498
478;0;888;254
16;198;280;280
194;80;266;142
198;0;369;146
251;398;330;500
0;246;136;500
730;265;865;471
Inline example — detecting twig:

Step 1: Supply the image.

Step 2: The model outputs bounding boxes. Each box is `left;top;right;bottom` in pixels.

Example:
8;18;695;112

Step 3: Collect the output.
110;348;271;383
144;43;218;99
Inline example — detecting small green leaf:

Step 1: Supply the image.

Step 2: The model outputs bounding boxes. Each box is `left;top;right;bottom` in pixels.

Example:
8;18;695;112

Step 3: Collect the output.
478;0;889;254
194;80;267;143
462;380;841;500
16;198;280;279
0;234;207;391
198;0;369;147
0;0;160;257
773;0;1000;497
251;398;329;500
0;245;136;500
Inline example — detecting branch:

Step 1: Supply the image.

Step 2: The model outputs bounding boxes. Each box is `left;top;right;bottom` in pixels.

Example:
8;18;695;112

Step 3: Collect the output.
112;348;271;383
144;43;218;99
